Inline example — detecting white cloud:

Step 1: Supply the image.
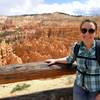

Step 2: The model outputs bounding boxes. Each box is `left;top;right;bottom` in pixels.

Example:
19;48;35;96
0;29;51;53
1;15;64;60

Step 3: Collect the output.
10;0;33;15
0;0;45;16
34;0;100;16
0;0;100;16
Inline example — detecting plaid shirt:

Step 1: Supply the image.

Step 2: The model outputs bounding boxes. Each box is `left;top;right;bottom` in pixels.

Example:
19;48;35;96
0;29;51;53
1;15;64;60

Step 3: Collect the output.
66;40;100;92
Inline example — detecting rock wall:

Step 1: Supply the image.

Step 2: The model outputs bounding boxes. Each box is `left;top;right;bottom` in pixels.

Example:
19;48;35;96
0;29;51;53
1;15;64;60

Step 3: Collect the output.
0;40;22;66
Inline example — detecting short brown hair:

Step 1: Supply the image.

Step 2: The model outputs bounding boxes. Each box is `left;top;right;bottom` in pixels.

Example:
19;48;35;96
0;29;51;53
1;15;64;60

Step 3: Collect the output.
80;19;97;31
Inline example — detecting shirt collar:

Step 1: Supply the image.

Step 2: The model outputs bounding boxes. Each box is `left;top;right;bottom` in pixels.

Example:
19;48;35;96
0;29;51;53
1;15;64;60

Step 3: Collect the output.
80;40;95;49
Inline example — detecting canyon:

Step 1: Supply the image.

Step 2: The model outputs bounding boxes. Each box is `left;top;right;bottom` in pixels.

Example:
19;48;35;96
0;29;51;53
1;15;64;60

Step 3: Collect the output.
0;12;100;66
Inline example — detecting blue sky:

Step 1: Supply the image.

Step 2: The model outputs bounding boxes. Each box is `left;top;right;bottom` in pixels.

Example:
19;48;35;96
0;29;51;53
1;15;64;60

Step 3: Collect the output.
0;0;100;16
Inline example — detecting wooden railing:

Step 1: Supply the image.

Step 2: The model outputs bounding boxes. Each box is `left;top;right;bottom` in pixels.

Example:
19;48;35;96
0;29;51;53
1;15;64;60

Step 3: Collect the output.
0;62;76;100
0;62;76;84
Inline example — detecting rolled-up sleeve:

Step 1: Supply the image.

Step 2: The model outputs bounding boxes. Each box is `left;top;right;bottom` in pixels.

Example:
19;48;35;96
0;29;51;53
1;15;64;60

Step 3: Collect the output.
66;43;76;64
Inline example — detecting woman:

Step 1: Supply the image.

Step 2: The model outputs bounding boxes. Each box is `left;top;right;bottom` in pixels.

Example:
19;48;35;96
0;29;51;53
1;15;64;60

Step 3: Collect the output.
45;19;100;100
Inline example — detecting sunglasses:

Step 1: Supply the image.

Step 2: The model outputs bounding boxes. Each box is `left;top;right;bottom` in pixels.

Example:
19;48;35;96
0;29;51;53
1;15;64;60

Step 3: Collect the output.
81;28;95;34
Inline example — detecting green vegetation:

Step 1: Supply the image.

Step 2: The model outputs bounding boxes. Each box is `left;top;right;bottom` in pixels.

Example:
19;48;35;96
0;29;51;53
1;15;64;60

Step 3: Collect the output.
11;83;31;93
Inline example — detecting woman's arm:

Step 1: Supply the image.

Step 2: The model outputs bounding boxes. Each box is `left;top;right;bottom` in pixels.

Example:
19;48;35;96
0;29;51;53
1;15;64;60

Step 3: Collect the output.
45;43;77;66
45;57;67;66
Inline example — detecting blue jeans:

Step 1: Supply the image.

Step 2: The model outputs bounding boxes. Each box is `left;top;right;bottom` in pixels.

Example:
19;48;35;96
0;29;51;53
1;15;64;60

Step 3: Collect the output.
73;85;97;100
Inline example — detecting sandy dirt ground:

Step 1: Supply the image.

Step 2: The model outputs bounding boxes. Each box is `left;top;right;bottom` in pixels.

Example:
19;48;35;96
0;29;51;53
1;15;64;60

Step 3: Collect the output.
0;74;76;99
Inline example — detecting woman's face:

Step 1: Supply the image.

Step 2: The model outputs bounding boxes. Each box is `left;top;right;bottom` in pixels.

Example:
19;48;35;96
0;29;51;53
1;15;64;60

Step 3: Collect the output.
80;22;96;45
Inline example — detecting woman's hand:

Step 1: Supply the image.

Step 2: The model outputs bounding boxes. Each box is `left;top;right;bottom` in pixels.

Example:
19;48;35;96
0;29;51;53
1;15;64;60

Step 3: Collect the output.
45;59;57;66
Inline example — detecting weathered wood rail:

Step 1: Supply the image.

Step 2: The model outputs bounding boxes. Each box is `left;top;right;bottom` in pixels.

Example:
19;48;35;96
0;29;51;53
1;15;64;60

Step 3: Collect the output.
0;62;76;84
0;62;76;100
